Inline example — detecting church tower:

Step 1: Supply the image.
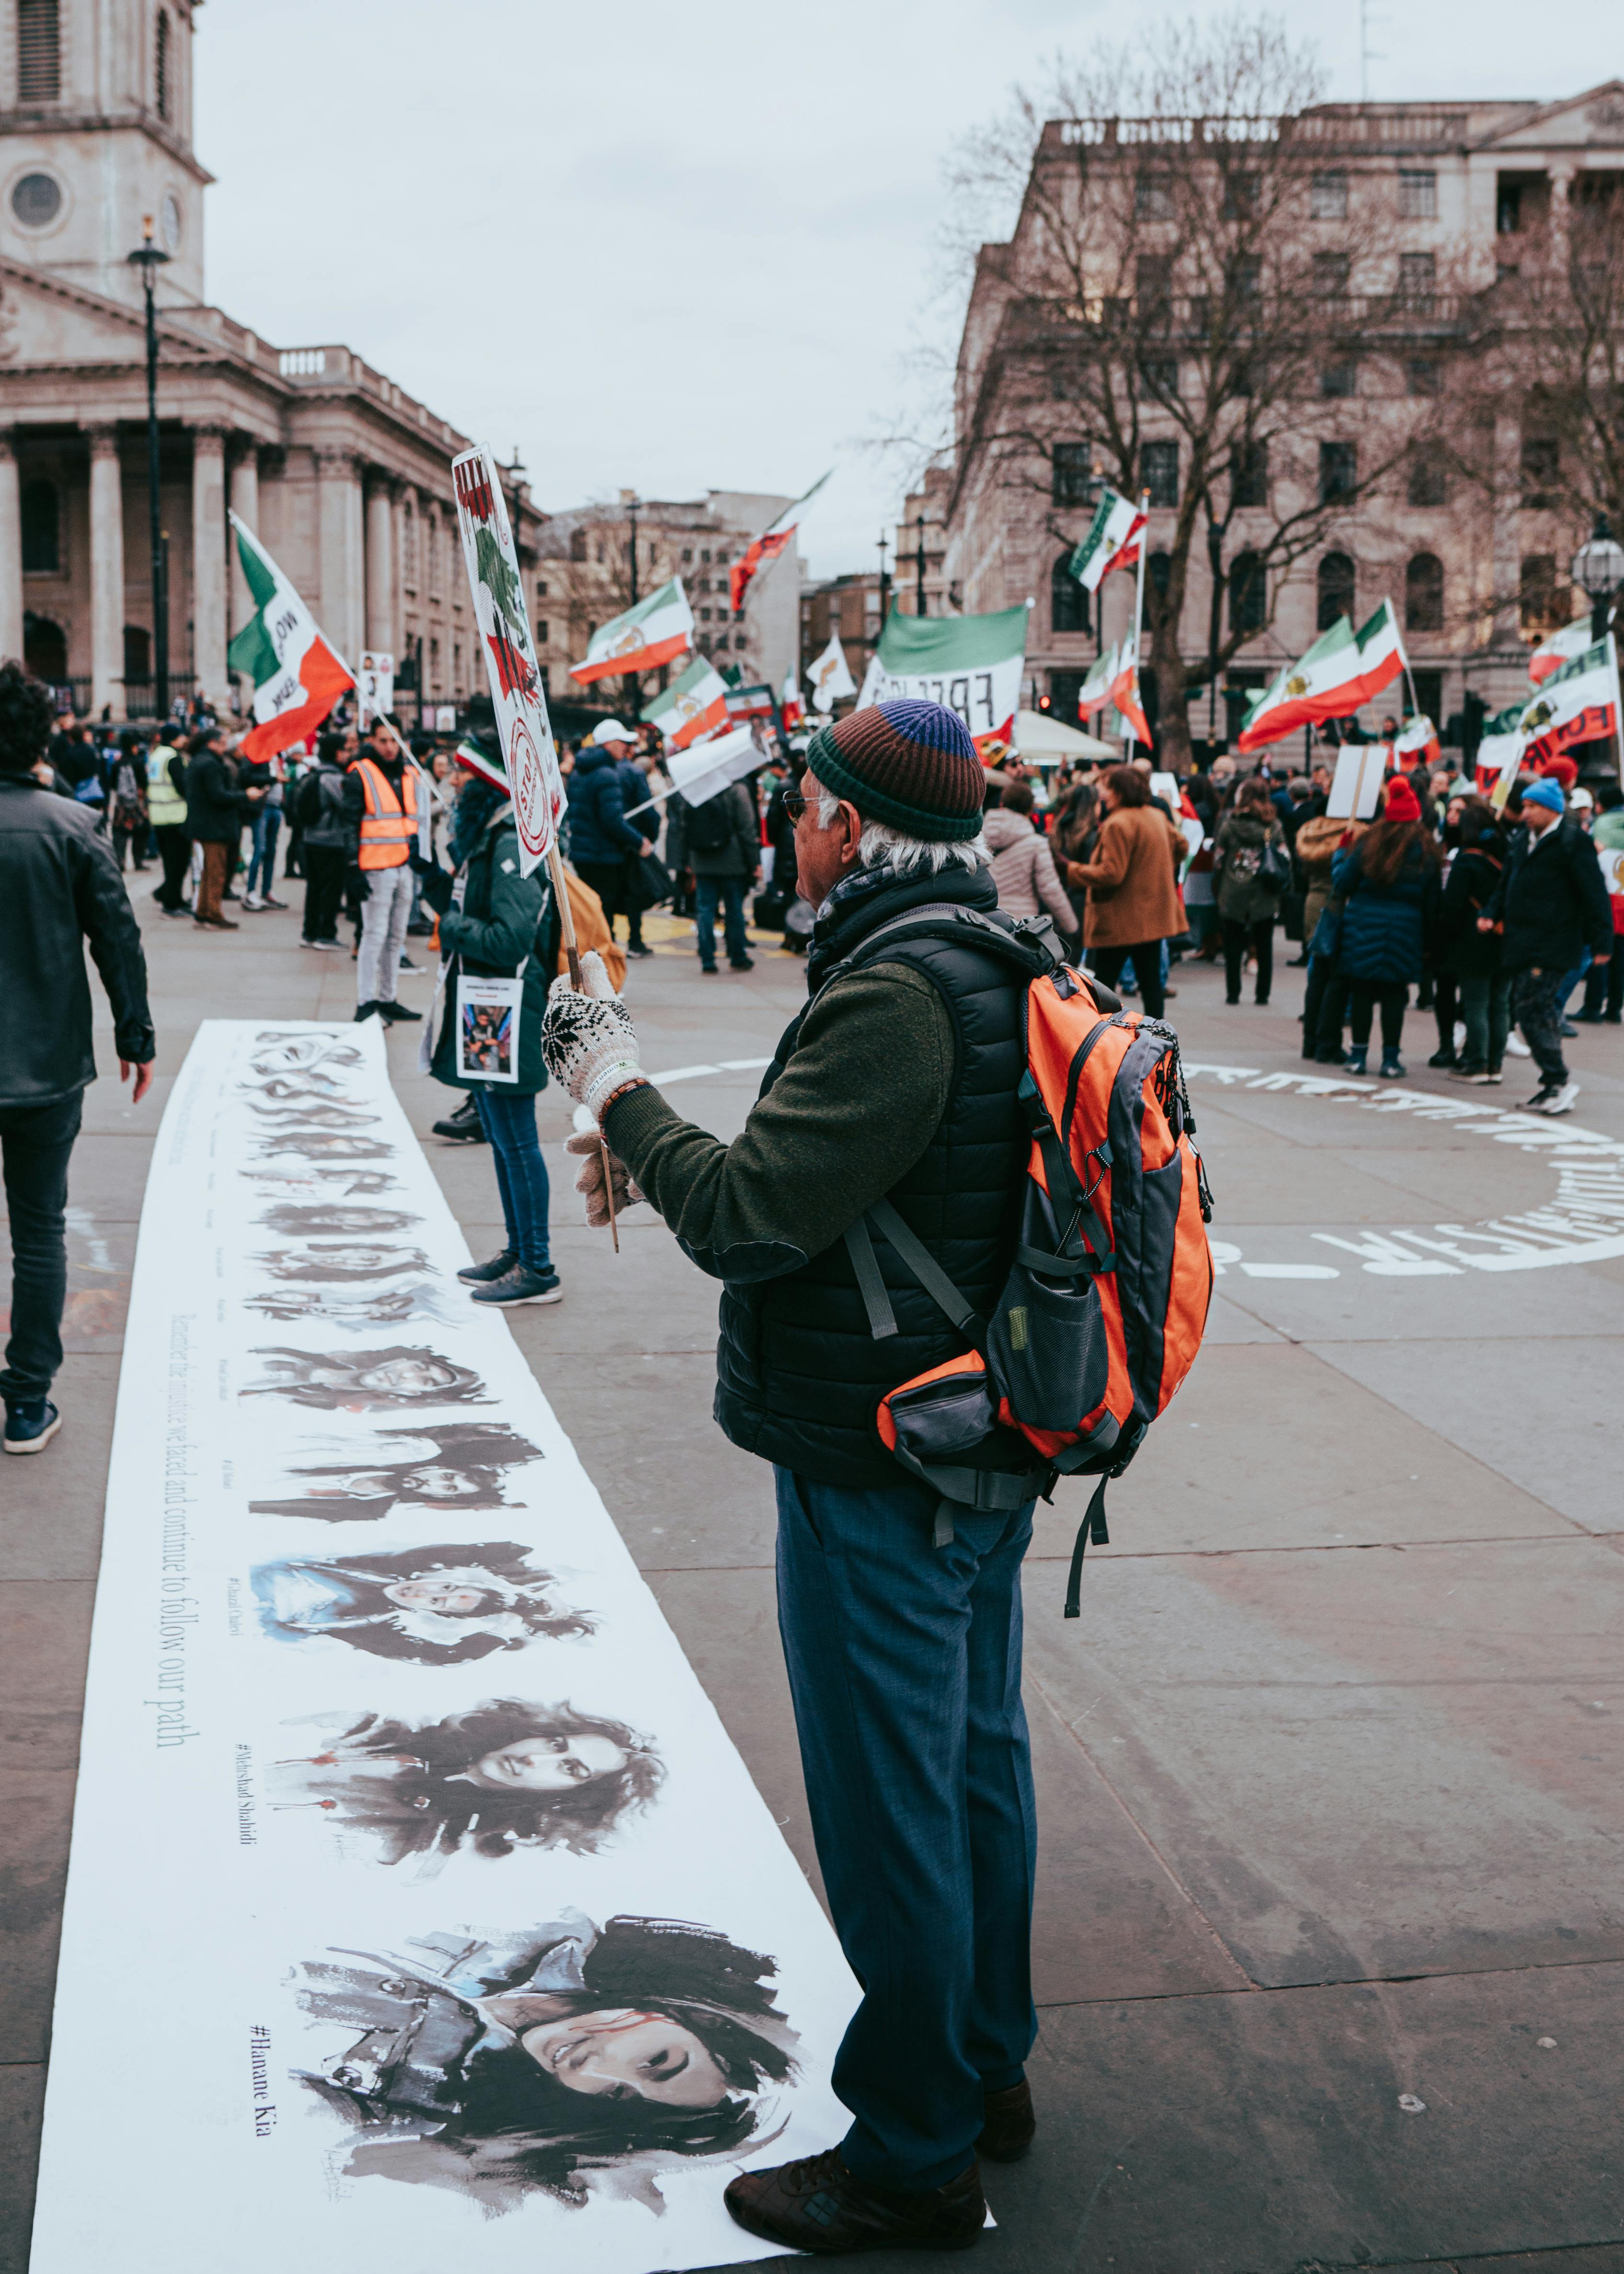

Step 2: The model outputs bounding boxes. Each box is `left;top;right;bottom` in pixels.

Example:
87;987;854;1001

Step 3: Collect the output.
0;0;211;309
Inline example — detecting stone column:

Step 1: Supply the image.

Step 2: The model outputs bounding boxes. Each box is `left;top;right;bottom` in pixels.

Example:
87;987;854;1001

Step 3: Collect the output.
0;432;21;664
228;442;260;656
316;448;364;668
191;426;229;705
364;474;396;655
88;425;126;720
1491;409;1522;651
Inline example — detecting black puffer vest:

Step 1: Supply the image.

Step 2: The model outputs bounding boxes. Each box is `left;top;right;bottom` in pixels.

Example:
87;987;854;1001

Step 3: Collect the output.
713;863;1045;1489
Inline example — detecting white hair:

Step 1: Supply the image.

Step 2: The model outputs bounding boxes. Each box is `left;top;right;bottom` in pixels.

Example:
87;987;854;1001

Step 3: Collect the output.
815;791;988;875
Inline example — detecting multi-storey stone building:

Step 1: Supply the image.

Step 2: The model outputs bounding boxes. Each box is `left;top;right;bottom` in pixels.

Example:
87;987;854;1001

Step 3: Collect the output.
944;84;1624;752
0;0;545;721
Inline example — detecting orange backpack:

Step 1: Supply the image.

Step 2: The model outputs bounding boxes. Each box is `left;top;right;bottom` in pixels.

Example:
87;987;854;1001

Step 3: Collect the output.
847;932;1214;1614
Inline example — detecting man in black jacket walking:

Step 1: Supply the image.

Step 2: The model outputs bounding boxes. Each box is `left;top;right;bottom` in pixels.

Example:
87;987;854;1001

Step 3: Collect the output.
0;662;155;1452
1482;776;1613;1114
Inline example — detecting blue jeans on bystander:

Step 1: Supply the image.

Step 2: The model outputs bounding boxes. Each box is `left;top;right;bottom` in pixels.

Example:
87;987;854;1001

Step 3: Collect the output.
471;1087;552;1271
246;804;282;898
696;876;748;969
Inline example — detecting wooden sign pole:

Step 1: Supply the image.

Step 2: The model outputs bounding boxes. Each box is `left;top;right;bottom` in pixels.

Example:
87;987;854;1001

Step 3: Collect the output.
548;842;619;1252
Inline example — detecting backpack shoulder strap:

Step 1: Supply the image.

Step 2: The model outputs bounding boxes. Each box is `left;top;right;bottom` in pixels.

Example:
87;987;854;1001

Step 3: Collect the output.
828;902;1063;989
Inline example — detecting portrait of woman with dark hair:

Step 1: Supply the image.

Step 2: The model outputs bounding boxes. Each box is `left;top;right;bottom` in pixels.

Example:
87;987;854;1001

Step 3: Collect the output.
249;1100;381;1131
247;1034;366;1079
251;1421;540;1520
241;1167;399;1200
244;1347;488;1410
275;1700;660;1862
252;1244;430;1285
254;1133;394;1162
298;1911;798;2209
251;1539;588;1661
246;1280;466;1328
256;1205;422;1239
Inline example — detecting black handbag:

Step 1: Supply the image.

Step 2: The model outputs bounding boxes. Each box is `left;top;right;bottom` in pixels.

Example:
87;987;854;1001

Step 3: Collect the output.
1256;838;1292;895
624;850;674;912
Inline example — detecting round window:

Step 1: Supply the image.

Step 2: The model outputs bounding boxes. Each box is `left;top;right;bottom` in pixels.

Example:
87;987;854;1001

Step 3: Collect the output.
160;191;182;252
11;172;62;229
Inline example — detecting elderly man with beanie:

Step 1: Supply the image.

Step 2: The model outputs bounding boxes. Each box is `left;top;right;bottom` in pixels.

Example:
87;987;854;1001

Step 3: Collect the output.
541;700;1069;2255
1481;776;1613;1115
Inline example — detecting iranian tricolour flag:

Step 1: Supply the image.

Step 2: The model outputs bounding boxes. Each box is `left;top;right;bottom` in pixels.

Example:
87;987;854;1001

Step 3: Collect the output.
730;471;832;612
641;655;729;749
1108;640;1151;746
1516;635;1621;767
855;603;1028;761
1475;702;1527;796
1392;713;1441;768
569;579;694;684
1237;600;1407;753
1529;615;1594;687
1068;485;1147;593
1077;643;1117;717
226;514;353;759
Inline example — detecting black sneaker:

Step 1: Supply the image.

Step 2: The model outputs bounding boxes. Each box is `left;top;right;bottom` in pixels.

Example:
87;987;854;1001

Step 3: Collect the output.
377;1000;422;1023
434;1100;487;1144
458;1249;516;1283
729;955;755;973
469;1263;562;1307
4;1398;62;1455
1428;1046;1456;1068
626;942;654;959
354;1000;381;1022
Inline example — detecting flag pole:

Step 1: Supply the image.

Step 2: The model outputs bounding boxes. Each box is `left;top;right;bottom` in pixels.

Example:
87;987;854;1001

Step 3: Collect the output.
548;841;618;1252
1124;488;1150;761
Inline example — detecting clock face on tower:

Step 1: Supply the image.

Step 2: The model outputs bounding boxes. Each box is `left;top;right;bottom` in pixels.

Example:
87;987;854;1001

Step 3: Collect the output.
160;191;182;253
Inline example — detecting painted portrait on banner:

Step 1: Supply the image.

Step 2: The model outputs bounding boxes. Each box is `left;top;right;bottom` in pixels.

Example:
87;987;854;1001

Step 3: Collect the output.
250;1539;590;1661
244;1347;491;1409
250;1423;542;1520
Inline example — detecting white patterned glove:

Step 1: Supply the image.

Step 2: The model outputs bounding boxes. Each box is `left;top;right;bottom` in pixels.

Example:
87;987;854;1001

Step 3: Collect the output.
541;950;645;1121
565;1128;643;1228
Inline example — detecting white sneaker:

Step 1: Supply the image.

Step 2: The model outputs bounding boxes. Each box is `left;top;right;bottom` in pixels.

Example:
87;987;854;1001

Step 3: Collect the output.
241;892;263;911
1534;1080;1578;1116
1505;1033;1532;1057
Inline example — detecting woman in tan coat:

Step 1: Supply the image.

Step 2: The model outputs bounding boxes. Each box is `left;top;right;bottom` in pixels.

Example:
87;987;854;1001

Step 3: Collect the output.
1061;765;1187;1018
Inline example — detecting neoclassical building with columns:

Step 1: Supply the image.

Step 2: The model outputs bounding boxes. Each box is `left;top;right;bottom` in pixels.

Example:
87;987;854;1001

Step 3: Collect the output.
0;0;543;721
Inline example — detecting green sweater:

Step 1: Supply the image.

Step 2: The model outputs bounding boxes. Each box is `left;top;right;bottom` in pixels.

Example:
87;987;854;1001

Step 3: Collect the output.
604;965;956;1280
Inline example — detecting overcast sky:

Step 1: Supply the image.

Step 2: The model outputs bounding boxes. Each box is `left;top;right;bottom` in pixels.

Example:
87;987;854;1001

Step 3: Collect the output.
196;0;1619;581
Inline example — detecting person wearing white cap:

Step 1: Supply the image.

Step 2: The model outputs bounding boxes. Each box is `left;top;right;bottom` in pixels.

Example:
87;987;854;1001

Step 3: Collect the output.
567;721;656;954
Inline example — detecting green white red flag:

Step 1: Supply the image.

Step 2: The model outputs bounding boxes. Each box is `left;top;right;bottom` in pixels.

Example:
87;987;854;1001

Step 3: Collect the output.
729;471;831;613
1475;703;1527;800
779;670;805;733
856;603;1027;761
1237;599;1407;754
1077;643;1117;717
569;579;694;685
1391;714;1441;768
1529;616;1594;687
1516;635;1620;767
1069;485;1147;592
640;655;729;749
1108;640;1151;746
226;515;353;760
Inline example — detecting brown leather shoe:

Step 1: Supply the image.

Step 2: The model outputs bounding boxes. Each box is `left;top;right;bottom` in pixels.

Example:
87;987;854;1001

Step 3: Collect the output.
724;2147;985;2254
977;2079;1035;2163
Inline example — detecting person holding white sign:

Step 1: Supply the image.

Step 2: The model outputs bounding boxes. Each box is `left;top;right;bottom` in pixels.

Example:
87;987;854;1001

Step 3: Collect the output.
419;744;563;1306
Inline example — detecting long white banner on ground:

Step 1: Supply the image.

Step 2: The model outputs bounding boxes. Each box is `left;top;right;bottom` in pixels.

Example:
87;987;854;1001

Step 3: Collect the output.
31;1021;853;2274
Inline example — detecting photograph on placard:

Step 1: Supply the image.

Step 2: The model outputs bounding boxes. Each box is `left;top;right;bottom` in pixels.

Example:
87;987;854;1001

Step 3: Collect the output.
251;1540;591;1662
296;1912;798;2211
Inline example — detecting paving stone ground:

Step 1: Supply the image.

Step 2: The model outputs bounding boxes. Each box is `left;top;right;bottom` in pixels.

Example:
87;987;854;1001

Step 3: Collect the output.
3;878;1622;2274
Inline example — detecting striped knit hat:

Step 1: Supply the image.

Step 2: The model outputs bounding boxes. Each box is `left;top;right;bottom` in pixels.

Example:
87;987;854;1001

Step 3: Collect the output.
806;700;984;842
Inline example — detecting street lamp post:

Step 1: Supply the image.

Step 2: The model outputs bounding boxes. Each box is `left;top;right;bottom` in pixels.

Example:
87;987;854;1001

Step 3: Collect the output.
127;217;171;721
915;512;927;617
1571;514;1624;645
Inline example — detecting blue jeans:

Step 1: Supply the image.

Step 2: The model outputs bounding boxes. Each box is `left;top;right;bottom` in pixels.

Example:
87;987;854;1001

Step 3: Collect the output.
773;1467;1038;2190
246;804;281;896
696;875;747;968
0;1090;81;1401
471;1087;551;1270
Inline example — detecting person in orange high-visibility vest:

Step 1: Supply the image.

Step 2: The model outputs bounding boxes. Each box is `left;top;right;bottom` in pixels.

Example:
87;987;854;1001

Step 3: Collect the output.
344;718;423;1025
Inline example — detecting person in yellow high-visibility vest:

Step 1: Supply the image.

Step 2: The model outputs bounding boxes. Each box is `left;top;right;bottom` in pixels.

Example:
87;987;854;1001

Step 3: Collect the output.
345;719;422;1025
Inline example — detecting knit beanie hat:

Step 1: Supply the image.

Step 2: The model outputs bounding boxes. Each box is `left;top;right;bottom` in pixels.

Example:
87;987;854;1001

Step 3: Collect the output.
1382;776;1422;823
1520;776;1565;815
805;700;985;842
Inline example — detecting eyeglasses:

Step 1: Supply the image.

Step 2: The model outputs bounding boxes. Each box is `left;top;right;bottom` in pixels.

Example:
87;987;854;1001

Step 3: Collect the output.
781;789;808;822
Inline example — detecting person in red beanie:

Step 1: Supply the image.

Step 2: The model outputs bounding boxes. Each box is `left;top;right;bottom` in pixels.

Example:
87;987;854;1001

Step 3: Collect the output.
1327;772;1441;1077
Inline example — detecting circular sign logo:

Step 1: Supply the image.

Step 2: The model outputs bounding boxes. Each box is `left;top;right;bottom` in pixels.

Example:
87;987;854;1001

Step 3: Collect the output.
508;718;547;859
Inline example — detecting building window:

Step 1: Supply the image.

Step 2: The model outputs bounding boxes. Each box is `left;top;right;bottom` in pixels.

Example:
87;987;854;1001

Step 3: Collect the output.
1135;172;1173;221
716;550;731;566
1052;442;1092;507
1399;252;1436;311
1406;357;1441;397
23;611;66;682
1520;554;1560;634
1220;172;1258;219
1319;441;1356;505
1411;668;1443;724
1317;551;1355;631
123;625;151;685
17;0;60;103
535;620;549;647
569;529;587;563
1230;255;1261;300
428;637;441;693
21;479;59;573
1497;180;1525;236
1229;550;1266;637
700;548;711;563
426;516;441;591
1405;552;1443;632
698;633;712;654
1147;551;1171;599
1313;252;1350;298
1311;169;1348;221
537;579;548;598
699;607;712;623
1137;254;1172;314
1142;440;1178;508
400;503;417;590
10;171;61;227
1321;357;1357;399
681;548;693;563
1521;435;1559;507
156;9;171;121
1137;355;1178;401
1398;170;1438;221
452;641;463;691
1051;553;1089;636
539;664;550;693
1407;447;1449;508
1231;441;1268;509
